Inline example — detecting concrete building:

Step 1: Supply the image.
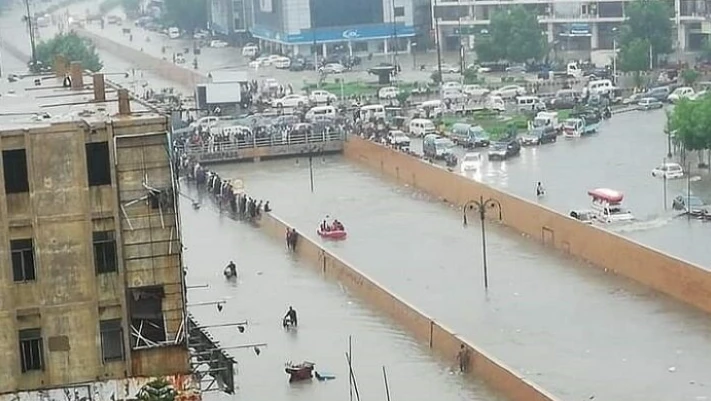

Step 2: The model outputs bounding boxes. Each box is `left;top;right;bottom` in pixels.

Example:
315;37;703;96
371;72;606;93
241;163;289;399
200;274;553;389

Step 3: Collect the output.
208;0;253;44
433;0;709;56
248;0;431;57
0;61;222;400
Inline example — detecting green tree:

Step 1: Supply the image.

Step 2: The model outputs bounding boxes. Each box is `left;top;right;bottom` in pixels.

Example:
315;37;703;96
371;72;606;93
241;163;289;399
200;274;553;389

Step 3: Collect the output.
122;0;141;17
619;0;672;68
136;379;176;401
681;69;700;86
463;68;480;84
669;97;711;158
701;37;711;61
474;6;545;63
164;0;207;33
34;32;103;72
619;37;650;86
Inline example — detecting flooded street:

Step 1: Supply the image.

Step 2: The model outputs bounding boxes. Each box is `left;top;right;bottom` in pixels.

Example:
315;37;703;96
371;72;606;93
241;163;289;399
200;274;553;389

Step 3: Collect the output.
179;184;503;401
217;156;711;401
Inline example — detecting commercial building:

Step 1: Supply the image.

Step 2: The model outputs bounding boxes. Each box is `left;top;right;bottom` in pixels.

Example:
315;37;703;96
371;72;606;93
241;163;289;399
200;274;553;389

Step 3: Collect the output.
433;0;707;56
0;61;231;400
248;0;431;57
208;0;253;44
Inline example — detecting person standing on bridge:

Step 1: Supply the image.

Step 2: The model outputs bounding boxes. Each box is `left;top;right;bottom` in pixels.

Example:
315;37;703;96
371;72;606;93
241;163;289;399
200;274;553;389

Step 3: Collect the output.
457;344;470;373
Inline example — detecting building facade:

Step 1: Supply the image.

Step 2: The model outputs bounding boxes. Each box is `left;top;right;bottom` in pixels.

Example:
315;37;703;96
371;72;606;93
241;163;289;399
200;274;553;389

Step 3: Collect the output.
209;0;253;43
0;100;189;394
433;0;709;56
249;0;429;56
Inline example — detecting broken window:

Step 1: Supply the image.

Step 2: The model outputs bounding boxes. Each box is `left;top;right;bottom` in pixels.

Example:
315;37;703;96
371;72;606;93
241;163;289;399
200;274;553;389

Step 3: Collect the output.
3;149;30;194
11;239;36;282
100;319;125;362
19;328;44;372
129;286;167;348
93;231;118;273
85;142;112;186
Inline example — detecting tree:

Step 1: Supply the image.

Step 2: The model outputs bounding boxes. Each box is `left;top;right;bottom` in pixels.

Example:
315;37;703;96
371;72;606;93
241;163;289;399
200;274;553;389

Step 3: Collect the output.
669;97;711;161
618;0;672;68
474;6;545;63
122;0;141;17
163;0;207;33
619;38;650;73
34;32;103;72
681;69;700;86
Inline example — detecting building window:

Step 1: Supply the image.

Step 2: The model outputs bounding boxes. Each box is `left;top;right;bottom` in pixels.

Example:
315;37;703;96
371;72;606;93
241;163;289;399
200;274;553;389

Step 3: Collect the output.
11;239;36;282
86;142;111;186
93;231;117;274
394;6;405;17
2;149;30;194
129;286;167;348
100;320;125;362
19;328;44;372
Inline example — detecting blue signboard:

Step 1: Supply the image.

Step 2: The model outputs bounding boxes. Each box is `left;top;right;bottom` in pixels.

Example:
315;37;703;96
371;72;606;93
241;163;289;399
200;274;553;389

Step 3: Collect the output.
251;23;416;44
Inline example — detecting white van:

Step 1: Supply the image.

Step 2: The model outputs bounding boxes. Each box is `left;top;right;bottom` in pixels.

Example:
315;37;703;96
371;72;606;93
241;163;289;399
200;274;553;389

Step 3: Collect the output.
516;96;545;112
587;79;614;96
566;62;583;78
305;105;336;121
168;27;180;39
485;96;505;113
242;44;259;57
359;104;386;121
418;99;444;118
408;118;436;137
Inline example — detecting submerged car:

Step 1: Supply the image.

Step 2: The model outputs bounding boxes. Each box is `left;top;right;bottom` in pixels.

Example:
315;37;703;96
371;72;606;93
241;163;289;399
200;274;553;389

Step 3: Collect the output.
651;162;684;179
487;138;521;160
520;126;557;146
637;97;663;111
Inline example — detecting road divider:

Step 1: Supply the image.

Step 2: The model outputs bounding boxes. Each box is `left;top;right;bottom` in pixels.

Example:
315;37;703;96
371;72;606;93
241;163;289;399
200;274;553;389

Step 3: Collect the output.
258;212;561;401
343;135;711;314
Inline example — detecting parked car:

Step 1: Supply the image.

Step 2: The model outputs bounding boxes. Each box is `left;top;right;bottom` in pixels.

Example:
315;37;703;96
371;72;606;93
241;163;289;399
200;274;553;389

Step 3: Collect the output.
668;87;694;103
378;86;400;99
520;126;557;146
651;162;684;179
462;84;489;98
436;63;460;74
210;40;229;48
637;97;664;111
388;130;411;149
441;81;462;91
546;89;578;110
487;138;521;160
272;94;309;108
289;58;314;71
319;63;346;74
273;56;291;69
646;86;672;102
249;56;271;68
505;65;527;74
623;92;645;105
492;85;526;99
309;90;337;104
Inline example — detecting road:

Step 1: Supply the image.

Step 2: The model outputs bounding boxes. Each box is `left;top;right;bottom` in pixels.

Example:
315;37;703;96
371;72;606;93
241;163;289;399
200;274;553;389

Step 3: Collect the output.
179;184;502;401
218;156;711;401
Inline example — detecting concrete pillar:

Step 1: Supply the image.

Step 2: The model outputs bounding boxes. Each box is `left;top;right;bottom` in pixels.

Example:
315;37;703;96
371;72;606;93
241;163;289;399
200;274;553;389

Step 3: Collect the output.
591;23;599;49
322;43;328;58
406;38;412;53
117;89;131;115
54;55;68;78
69;61;83;90
678;23;687;51
547;23;555;44
293;44;299;56
384;38;389;54
92;74;106;102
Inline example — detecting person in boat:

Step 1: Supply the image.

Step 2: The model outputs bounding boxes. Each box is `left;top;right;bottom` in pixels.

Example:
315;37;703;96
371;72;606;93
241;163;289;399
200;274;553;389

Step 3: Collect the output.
332;219;344;231
225;261;237;277
283;306;298;328
320;219;329;232
536;182;545;197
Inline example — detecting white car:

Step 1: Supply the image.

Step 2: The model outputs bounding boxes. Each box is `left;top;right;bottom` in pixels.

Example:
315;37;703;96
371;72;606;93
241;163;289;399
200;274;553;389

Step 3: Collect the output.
272;94;309;108
388;130;411;148
460;152;482;172
492;85;526;99
462;84;489;98
210;40;229;48
273;56;291;69
193;30;209;39
378;86;400;99
249;56;271;68
441;81;462;91
436;63;460;74
267;54;284;64
651;162;684;179
263;78;280;90
309;90;337;103
667;87;694;103
320;63;346;74
689;89;707;101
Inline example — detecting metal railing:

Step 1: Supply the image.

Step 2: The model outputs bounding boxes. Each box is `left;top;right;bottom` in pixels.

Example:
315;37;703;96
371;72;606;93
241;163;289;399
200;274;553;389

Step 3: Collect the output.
184;130;345;158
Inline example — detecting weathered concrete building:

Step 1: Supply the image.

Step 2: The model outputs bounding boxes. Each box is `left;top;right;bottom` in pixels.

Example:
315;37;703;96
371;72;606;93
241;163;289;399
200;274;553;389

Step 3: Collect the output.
0;63;198;400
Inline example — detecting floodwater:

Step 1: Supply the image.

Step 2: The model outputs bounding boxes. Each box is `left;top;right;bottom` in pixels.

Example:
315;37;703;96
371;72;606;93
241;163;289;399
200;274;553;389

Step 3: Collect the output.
215;156;711;401
179;183;504;401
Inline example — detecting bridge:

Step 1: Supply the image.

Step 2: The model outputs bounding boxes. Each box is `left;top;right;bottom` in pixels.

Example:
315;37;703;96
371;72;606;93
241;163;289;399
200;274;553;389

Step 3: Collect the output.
184;131;345;163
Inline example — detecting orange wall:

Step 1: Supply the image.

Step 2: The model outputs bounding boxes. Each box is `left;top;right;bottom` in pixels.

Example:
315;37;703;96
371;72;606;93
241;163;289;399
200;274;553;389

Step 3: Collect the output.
259;214;560;401
343;136;711;314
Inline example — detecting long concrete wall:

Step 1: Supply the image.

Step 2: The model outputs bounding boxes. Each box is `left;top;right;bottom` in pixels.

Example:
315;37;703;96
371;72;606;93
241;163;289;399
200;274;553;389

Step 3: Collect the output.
343;136;711;314
76;28;206;89
258;213;560;401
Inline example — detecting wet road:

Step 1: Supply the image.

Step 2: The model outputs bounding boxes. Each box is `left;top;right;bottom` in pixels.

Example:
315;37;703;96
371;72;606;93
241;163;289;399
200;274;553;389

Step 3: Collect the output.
179;184;503;401
217;156;711;401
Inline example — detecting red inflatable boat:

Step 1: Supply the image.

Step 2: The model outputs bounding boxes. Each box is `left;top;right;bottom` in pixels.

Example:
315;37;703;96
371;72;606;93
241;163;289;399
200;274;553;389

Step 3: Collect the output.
317;229;347;240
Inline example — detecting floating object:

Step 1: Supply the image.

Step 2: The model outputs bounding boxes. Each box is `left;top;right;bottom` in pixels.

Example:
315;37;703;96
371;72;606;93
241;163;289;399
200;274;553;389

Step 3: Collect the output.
317;229;347;240
315;371;336;381
285;361;315;382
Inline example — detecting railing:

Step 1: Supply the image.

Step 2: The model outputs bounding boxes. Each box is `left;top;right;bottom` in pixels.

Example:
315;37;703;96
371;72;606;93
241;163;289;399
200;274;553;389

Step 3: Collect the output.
184;130;345;161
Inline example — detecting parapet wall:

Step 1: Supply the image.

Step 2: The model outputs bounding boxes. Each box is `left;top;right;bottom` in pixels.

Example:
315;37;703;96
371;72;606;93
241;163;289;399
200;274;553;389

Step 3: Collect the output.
343;136;711;314
76;28;206;89
259;213;560;401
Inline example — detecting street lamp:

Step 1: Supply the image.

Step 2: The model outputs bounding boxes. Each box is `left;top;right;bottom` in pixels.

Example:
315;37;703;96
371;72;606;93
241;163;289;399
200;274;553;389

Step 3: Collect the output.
412;42;417;70
611;27;618;85
462;196;503;290
662;157;668;210
300;145;323;193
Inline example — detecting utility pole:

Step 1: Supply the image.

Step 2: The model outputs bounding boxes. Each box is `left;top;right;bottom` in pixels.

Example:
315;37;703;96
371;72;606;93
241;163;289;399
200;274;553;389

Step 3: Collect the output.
433;0;443;81
24;0;38;69
391;0;398;66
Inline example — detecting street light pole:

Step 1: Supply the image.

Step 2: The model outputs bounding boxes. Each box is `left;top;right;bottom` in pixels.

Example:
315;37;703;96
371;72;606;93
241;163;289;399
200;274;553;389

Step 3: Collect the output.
412;42;417;70
462;196;503;290
433;0;443;80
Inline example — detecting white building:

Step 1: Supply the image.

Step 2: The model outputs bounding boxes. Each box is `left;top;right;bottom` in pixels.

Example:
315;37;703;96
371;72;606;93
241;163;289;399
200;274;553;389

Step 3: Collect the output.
432;0;711;56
